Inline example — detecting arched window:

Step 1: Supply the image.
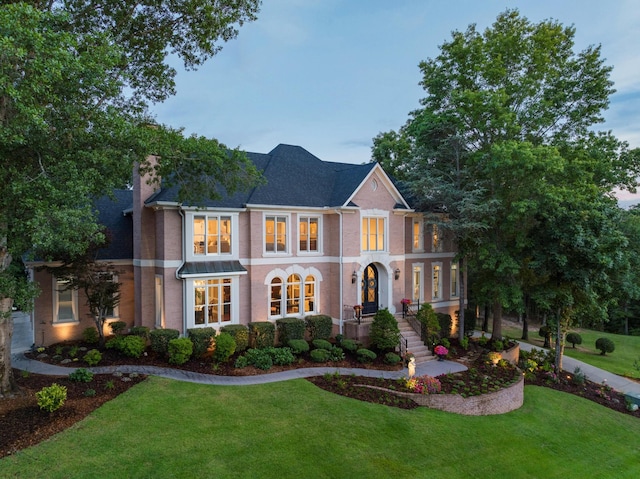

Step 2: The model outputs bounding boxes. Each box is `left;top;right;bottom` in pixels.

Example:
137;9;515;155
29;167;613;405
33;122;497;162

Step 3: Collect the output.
286;274;301;314
304;275;316;313
270;278;282;317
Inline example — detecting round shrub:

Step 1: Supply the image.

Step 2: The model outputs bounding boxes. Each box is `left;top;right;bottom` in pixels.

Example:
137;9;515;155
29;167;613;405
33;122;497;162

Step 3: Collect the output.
119;335;146;358
369;308;400;351
356;348;377;363
221;324;249;353
187;327;216;358
150;328;180;354
82;327;99;345
595;337;615;355
340;339;359;353
312;339;332;351
109;320;127;335
234;355;249;369
329;346;345;362
129;326;150;340
566;332;583;348
288;339;310;355
245;348;273;370
384;352;401;365
69;368;94;383
310;348;330;363
267;347;296;366
83;349;102;366
168;337;193;365
213;332;236;363
36;383;67;413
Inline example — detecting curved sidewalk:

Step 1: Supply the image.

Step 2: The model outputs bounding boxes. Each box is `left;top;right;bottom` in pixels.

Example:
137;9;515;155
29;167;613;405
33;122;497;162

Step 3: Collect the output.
10;352;467;386
518;341;640;397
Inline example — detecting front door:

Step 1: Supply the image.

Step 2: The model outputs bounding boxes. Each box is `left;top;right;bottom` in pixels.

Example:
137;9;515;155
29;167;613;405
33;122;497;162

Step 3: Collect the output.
361;264;379;315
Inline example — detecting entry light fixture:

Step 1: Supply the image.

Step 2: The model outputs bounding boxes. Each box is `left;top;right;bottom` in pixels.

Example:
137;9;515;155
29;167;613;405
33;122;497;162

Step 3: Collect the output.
394;268;401;280
352;271;357;284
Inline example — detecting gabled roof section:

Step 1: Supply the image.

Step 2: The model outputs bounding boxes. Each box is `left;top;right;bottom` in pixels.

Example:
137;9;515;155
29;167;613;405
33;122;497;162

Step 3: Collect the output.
146;144;407;210
94;189;133;260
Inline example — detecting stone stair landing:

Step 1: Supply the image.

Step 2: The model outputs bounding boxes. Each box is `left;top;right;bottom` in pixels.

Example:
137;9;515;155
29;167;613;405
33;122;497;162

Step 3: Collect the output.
396;316;433;364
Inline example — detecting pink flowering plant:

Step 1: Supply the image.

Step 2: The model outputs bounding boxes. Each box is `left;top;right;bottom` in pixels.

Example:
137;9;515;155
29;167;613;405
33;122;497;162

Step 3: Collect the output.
405;375;442;394
401;298;412;305
434;345;448;357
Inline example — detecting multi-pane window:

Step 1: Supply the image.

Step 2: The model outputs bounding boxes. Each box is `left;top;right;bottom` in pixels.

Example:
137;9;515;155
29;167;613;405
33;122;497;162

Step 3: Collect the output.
299;217;319;252
265;216;287;253
432;224;442;253
451;263;459;298
362;217;385;252
193;215;231;255
432;264;442;300
413;265;422;302
413;219;423;252
270;275;316;318
54;279;77;323
194;278;231;326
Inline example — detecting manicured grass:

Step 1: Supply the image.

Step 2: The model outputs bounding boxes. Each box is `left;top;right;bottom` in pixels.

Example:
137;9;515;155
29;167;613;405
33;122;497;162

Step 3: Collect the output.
2;377;640;478
487;322;640;379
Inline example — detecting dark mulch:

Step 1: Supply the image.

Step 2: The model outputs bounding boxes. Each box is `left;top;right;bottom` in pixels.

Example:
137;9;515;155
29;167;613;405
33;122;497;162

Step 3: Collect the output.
2;338;638;460
0;370;146;459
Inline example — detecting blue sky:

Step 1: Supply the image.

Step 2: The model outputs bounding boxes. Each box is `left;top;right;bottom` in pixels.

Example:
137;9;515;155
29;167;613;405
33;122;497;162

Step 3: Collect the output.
153;0;639;200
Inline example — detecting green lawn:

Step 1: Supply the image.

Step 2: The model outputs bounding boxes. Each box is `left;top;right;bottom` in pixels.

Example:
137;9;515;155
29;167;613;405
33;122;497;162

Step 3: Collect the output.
492;322;640;379
2;377;640;478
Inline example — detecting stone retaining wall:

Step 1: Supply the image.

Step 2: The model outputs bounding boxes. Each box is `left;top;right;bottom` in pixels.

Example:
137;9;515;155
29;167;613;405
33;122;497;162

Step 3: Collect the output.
362;373;524;416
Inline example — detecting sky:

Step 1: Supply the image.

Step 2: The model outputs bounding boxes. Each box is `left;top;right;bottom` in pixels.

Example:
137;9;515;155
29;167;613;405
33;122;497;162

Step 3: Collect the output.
152;0;640;203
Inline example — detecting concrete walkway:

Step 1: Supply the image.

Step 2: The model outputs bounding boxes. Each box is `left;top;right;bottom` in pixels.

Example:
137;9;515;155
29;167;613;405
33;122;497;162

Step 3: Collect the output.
10;351;467;386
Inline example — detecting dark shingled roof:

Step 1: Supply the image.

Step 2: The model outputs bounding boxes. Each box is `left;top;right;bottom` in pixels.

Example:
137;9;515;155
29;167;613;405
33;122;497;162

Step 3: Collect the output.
147;144;378;209
94;189;133;260
177;260;247;277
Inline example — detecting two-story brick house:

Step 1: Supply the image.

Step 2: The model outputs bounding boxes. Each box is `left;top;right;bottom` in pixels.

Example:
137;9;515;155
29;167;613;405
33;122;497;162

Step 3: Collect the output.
28;144;461;346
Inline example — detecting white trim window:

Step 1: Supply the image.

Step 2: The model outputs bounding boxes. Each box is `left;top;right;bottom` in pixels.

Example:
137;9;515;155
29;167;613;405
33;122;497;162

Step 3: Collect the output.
412;218;423;252
194;278;232;326
269;274;317;318
155;275;165;329
432;263;442;300
265;215;288;253
299;216;319;253
432;224;442;253
451;263;459;298
193;215;232;256
54;279;78;323
362;217;385;252
412;265;423;303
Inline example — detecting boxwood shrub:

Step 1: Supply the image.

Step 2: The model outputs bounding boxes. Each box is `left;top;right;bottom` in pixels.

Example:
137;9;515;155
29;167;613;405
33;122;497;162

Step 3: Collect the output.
187;327;216;358
340;339;359;353
109;320;127;335
312;339;332;351
221;324;249;352
244;348;273;370
119;335;146;358
213;332;236;363
288;339;310;355
596;337;615;355
384;352;401;365
305;314;333;340
129;326;150;340
249;322;275;349
83;348;102;366
168;337;193;365
310;348;330;363
150;328;180;354
276;317;306;345
356;348;377;363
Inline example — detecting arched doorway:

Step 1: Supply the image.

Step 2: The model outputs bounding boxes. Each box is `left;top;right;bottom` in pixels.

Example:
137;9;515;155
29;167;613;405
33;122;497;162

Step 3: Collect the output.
361;263;379;315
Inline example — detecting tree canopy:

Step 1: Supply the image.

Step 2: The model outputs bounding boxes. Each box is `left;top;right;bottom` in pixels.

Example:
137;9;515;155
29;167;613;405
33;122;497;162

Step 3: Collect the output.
0;0;262;396
372;9;640;367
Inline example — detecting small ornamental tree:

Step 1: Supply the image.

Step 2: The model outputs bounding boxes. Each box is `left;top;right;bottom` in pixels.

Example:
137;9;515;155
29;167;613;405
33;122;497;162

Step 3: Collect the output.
595;337;615;356
566;332;583;349
369;308;400;351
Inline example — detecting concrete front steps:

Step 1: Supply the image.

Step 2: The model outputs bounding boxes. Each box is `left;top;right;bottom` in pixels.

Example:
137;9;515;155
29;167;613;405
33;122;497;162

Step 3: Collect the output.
396;316;434;364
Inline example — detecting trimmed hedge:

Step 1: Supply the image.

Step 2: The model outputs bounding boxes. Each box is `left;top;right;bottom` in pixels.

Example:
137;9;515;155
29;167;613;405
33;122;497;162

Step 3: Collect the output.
168;337;193;365
305;314;333;340
221;324;249;352
356;348;377;363
310;348;330;362
312;339;332;351
109;321;127;335
340;339;359;353
249;322;276;349
129;326;150;340
187;327;216;358
150;328;180;355
436;313;452;338
288;339;310;354
276;317;306;346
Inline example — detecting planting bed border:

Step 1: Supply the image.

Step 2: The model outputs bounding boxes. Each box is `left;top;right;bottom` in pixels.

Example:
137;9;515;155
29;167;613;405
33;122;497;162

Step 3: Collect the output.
360;373;524;416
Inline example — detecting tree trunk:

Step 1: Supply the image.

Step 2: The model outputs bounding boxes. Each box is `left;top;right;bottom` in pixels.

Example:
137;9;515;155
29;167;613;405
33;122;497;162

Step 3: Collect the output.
521;311;529;340
458;256;466;342
482;305;489;332
0;298;18;398
491;300;503;340
554;312;566;374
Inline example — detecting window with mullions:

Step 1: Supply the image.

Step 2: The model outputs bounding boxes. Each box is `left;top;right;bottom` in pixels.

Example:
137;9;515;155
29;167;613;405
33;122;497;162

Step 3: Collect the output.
299;217;319;252
432;263;442;300
362;217;385;252
451;263;459;298
265;216;287;253
193;215;232;255
54;279;78;323
413;219;423;252
194;278;231;326
269;274;316;318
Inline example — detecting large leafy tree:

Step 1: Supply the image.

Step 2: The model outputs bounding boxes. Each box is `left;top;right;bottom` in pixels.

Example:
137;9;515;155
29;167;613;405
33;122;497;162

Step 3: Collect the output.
0;1;261;396
373;10;640;350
